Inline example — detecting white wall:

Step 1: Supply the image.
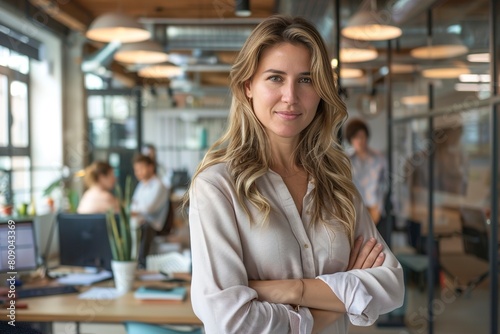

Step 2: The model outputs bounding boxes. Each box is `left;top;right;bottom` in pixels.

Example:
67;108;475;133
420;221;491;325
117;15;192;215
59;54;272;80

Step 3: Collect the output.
143;109;228;177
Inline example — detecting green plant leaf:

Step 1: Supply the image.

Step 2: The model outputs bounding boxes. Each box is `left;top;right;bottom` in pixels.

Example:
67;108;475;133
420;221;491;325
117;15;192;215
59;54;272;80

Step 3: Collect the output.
106;211;118;260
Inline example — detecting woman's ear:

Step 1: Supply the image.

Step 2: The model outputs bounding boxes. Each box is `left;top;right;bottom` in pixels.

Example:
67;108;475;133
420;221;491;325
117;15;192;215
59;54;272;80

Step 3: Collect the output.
244;80;252;99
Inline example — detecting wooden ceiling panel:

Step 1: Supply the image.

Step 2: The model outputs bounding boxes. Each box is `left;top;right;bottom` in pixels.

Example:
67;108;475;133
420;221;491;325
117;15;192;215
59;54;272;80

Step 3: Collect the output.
71;0;275;20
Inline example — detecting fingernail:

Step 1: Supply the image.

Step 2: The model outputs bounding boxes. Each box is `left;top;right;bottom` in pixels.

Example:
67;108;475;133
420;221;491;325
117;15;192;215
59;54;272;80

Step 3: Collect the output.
369;237;376;242
357;236;363;242
378;253;385;257
376;243;383;248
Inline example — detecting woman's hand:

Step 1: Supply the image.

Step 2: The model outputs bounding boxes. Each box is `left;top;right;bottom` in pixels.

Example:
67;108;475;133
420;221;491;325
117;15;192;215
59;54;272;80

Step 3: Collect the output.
347;236;385;270
310;308;344;334
248;279;301;305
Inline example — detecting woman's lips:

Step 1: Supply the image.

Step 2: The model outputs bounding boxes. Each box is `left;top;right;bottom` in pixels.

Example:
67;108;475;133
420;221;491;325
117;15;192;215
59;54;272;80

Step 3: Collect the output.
275;111;302;120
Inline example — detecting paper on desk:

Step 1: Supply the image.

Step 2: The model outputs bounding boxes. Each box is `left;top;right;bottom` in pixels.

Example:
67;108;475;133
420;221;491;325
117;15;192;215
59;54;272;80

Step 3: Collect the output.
78;287;125;300
56;270;113;286
139;273;165;281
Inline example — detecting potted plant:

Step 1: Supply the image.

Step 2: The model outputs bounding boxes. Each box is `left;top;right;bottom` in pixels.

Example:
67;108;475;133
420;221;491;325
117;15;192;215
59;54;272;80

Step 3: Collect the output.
0;170;13;216
43;176;80;213
106;176;139;293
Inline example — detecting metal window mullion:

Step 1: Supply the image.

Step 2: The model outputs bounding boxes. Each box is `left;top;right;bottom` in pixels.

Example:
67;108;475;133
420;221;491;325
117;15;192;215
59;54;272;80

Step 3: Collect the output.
489;1;499;333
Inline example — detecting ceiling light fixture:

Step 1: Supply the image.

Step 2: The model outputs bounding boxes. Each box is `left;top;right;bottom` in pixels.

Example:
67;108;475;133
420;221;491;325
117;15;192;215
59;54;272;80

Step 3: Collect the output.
422;67;470;79
235;0;251;17
454;83;490;92
114;41;169;64
466;53;490;63
401;95;428;106
86;13;151;43
410;34;468;59
459;74;490;83
138;62;183;78
340;68;364;79
341;0;402;41
340;44;378;63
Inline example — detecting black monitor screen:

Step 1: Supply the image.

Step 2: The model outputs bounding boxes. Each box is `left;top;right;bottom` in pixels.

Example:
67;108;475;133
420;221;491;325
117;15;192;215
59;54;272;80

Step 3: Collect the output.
0;220;38;273
57;214;113;271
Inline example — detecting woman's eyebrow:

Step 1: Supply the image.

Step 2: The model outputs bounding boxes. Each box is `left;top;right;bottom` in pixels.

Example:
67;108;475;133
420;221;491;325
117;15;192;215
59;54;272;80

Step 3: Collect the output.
263;69;311;76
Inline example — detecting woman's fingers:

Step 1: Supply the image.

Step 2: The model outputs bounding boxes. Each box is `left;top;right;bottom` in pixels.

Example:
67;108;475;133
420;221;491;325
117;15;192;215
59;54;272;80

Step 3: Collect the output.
361;243;384;269
350;237;385;270
347;236;363;270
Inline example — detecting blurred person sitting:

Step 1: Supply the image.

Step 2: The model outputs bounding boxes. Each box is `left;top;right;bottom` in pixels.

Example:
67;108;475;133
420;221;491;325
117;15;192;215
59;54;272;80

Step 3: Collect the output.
345;118;387;225
77;161;120;214
131;154;169;267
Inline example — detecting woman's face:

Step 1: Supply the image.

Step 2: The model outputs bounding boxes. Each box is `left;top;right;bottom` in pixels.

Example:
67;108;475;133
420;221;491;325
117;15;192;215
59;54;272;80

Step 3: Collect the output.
99;170;116;191
350;129;368;153
245;42;321;145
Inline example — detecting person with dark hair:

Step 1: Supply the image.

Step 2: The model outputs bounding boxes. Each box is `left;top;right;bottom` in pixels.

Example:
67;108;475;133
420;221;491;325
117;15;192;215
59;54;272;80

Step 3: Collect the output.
345;118;387;225
131;154;169;267
185;15;403;334
141;143;173;190
77;161;119;214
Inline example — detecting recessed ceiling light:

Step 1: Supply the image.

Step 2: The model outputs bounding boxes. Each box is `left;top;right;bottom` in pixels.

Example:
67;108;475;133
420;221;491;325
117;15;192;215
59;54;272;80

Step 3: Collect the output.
466;53;490;62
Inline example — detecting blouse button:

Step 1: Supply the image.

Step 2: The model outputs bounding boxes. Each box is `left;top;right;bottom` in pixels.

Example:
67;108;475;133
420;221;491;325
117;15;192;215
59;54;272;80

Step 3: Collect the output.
304;244;309;248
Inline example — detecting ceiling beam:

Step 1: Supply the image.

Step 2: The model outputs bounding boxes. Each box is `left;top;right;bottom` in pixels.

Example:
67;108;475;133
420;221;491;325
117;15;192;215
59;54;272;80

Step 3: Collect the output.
29;0;93;33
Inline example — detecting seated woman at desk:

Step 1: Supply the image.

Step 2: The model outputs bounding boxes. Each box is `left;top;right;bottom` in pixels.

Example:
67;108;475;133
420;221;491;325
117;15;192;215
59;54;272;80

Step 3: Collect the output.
77;161;119;214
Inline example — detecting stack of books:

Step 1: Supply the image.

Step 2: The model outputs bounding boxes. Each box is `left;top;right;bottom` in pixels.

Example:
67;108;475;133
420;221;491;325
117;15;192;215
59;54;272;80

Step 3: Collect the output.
134;286;187;302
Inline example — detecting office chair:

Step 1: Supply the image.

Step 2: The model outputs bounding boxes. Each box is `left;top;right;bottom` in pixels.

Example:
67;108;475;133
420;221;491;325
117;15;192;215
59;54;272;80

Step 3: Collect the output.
454;207;498;295
125;322;202;334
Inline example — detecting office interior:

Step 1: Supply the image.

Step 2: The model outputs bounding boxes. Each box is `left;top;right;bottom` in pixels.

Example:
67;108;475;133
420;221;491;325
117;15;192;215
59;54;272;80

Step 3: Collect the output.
0;0;498;333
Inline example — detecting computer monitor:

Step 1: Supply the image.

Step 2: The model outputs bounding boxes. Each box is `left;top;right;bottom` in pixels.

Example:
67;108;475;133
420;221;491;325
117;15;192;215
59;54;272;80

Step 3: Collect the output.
57;213;113;271
0;220;38;273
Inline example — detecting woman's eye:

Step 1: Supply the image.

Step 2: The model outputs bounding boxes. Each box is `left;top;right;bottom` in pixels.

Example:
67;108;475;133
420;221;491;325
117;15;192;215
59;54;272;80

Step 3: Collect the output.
299;77;312;84
268;75;283;82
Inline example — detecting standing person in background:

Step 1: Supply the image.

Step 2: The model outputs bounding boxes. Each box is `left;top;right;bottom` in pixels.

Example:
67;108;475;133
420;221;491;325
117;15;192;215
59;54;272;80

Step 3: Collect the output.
131;154;169;268
185;15;403;334
142;143;173;191
345;118;387;226
77;161;119;214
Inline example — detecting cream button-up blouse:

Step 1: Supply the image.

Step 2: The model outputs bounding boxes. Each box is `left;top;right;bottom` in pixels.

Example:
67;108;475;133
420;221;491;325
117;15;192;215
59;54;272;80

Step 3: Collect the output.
189;163;404;334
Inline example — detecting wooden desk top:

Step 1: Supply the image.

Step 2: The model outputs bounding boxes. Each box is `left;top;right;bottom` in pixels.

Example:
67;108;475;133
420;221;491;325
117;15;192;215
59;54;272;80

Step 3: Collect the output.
1;280;201;325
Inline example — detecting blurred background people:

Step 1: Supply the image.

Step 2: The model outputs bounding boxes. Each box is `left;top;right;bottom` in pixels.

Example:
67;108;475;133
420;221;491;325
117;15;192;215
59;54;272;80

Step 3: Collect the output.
131;154;169;267
77;161;119;214
345;118;387;226
142;143;173;191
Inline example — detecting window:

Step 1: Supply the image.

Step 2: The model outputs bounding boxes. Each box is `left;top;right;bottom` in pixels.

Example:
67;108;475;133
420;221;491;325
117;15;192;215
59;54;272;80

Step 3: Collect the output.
0;45;31;209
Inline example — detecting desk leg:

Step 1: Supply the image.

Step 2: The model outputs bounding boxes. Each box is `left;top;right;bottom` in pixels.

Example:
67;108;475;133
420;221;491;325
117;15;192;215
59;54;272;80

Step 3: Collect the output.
76;322;80;334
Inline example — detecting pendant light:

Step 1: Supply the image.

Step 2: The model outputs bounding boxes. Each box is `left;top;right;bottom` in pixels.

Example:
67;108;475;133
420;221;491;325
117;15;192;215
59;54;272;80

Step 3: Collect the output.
114;41;169;64
138;62;183;78
410;33;468;60
86;13;151;43
342;0;402;41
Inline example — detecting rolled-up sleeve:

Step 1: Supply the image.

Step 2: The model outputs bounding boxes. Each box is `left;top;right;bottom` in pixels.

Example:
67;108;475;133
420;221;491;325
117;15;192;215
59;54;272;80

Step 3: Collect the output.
317;197;404;326
189;175;313;334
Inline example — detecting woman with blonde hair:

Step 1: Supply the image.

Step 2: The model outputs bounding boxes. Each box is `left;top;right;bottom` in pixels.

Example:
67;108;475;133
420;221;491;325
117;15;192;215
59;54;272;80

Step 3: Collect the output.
77;161;119;214
186;15;404;333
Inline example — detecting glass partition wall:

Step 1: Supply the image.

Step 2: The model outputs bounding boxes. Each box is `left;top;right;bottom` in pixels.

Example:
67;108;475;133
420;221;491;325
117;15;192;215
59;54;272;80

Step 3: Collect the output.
378;0;499;333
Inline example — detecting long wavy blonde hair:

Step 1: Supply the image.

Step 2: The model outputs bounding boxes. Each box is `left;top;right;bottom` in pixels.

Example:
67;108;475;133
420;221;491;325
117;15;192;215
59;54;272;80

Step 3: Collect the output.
185;15;358;246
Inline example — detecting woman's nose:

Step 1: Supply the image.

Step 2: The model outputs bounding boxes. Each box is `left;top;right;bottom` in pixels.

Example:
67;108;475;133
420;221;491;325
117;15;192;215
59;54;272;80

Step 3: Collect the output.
281;82;298;105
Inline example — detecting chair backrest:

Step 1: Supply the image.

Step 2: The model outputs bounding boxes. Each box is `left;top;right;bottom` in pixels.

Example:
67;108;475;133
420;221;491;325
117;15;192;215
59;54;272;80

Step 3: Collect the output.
156;198;174;237
459;207;489;261
125;322;202;334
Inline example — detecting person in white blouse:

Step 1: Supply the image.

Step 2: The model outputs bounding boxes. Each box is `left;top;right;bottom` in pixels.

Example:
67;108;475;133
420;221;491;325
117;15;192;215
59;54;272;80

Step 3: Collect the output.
131;154;169;267
185;15;404;334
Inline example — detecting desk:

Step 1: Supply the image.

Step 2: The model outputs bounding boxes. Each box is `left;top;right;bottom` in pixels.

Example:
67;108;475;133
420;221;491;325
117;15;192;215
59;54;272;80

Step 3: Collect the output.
1;280;201;333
